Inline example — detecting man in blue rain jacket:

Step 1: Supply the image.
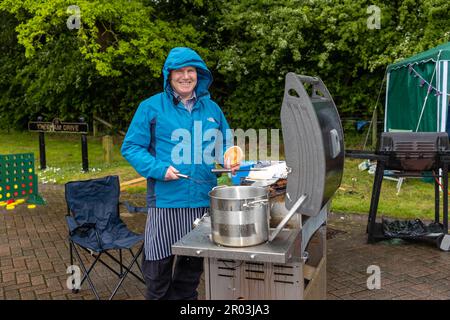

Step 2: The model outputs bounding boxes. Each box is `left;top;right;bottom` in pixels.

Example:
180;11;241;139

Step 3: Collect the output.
121;47;238;300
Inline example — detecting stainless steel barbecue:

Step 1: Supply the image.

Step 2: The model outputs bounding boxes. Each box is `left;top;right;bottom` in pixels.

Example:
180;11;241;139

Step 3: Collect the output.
172;73;345;300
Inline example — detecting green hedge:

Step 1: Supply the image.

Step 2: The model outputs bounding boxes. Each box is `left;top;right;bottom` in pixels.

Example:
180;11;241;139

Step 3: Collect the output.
0;0;449;131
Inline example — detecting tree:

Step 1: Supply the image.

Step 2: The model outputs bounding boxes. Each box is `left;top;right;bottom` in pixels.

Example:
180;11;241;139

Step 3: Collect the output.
1;0;449;131
0;0;210;129
214;0;450;129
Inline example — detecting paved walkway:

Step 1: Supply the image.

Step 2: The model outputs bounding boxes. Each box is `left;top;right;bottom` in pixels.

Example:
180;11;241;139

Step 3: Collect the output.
327;212;450;300
1;184;449;300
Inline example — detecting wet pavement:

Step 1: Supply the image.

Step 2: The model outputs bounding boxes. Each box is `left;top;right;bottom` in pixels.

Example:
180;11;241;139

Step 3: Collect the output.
1;184;449;300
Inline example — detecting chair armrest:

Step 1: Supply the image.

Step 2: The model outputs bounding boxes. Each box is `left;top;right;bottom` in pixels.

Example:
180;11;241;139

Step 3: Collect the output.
65;216;79;233
66;216;103;249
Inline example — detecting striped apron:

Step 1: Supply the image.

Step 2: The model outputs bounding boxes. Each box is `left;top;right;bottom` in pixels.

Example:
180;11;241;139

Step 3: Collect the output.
144;207;208;261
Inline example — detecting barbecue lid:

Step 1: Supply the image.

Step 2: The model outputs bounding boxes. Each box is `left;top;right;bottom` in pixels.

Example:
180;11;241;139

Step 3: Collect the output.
280;73;345;216
378;131;450;171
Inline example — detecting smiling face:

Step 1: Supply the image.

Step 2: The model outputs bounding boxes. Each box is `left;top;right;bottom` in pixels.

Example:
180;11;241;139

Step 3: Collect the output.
170;66;197;100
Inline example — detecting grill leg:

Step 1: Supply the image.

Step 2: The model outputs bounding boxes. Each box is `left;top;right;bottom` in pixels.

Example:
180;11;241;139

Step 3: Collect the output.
367;160;385;243
435;173;440;224
443;163;448;234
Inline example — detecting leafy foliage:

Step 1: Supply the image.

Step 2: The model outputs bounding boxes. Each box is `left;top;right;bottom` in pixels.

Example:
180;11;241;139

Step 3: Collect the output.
215;0;450;129
0;0;449;131
0;0;208;130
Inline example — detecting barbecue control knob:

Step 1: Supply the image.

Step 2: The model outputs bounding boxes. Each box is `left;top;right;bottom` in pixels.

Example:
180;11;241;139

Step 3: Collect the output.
196;250;203;255
302;251;309;262
250;254;257;259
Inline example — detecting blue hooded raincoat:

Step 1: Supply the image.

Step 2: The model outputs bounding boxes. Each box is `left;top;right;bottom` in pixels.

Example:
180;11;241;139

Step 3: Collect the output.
121;47;231;208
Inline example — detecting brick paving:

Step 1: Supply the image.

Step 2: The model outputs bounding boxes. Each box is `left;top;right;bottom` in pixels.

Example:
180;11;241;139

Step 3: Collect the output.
326;212;450;300
0;184;148;300
1;184;450;300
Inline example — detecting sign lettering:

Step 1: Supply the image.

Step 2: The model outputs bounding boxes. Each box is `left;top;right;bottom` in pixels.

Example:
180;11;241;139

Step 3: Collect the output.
28;118;88;134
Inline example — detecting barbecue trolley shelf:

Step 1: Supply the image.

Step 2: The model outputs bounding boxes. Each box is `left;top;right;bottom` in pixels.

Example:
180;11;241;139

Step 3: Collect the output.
172;214;327;300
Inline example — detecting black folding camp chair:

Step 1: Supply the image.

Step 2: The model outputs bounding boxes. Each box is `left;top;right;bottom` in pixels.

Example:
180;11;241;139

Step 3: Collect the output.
65;175;146;300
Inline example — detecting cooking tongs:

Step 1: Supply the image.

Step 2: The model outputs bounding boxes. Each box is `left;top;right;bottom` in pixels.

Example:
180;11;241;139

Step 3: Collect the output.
175;168;266;179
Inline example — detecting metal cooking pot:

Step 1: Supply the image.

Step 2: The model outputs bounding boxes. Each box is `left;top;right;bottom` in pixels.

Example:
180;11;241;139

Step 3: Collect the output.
208;185;306;247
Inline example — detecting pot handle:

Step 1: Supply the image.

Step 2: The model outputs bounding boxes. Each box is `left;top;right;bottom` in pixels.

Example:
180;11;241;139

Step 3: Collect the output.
212;185;227;190
268;194;307;242
192;212;209;228
242;199;269;209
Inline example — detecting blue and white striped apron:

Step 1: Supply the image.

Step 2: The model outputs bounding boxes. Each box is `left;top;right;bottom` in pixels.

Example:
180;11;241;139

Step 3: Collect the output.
144;207;208;261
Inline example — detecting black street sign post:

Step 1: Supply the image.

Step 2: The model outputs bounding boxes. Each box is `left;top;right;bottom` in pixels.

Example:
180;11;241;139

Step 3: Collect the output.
28;117;90;172
79;117;89;173
37;116;46;170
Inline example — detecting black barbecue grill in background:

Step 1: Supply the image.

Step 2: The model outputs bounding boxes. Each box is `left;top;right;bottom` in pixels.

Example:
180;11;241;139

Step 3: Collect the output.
346;132;450;243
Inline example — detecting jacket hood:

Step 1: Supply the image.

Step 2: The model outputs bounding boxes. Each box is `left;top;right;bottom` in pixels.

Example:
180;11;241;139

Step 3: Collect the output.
162;47;213;98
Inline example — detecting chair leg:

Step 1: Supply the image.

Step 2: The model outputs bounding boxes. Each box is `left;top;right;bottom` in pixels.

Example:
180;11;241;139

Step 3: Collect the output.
71;244;101;300
109;244;144;300
79;253;103;289
79;247;122;277
78;246;143;281
129;248;144;277
69;241;79;294
103;250;144;283
119;249;123;276
69;242;145;300
70;241;73;266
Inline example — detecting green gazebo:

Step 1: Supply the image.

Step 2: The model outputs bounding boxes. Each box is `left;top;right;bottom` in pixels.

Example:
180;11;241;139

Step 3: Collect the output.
385;42;450;133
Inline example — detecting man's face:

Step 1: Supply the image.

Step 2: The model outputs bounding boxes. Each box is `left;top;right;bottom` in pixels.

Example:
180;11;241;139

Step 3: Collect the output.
170;66;197;98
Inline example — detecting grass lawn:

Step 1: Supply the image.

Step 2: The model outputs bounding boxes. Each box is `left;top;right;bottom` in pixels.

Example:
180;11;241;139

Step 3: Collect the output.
0;130;140;184
0;130;441;220
334;130;439;221
0;130;231;192
333;158;437;220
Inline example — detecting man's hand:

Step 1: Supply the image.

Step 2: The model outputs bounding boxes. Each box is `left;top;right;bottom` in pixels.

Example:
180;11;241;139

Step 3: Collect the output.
224;146;243;175
164;166;180;181
225;163;241;175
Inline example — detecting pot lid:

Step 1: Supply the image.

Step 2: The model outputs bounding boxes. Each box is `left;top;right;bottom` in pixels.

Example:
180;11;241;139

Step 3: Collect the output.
280;73;344;216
